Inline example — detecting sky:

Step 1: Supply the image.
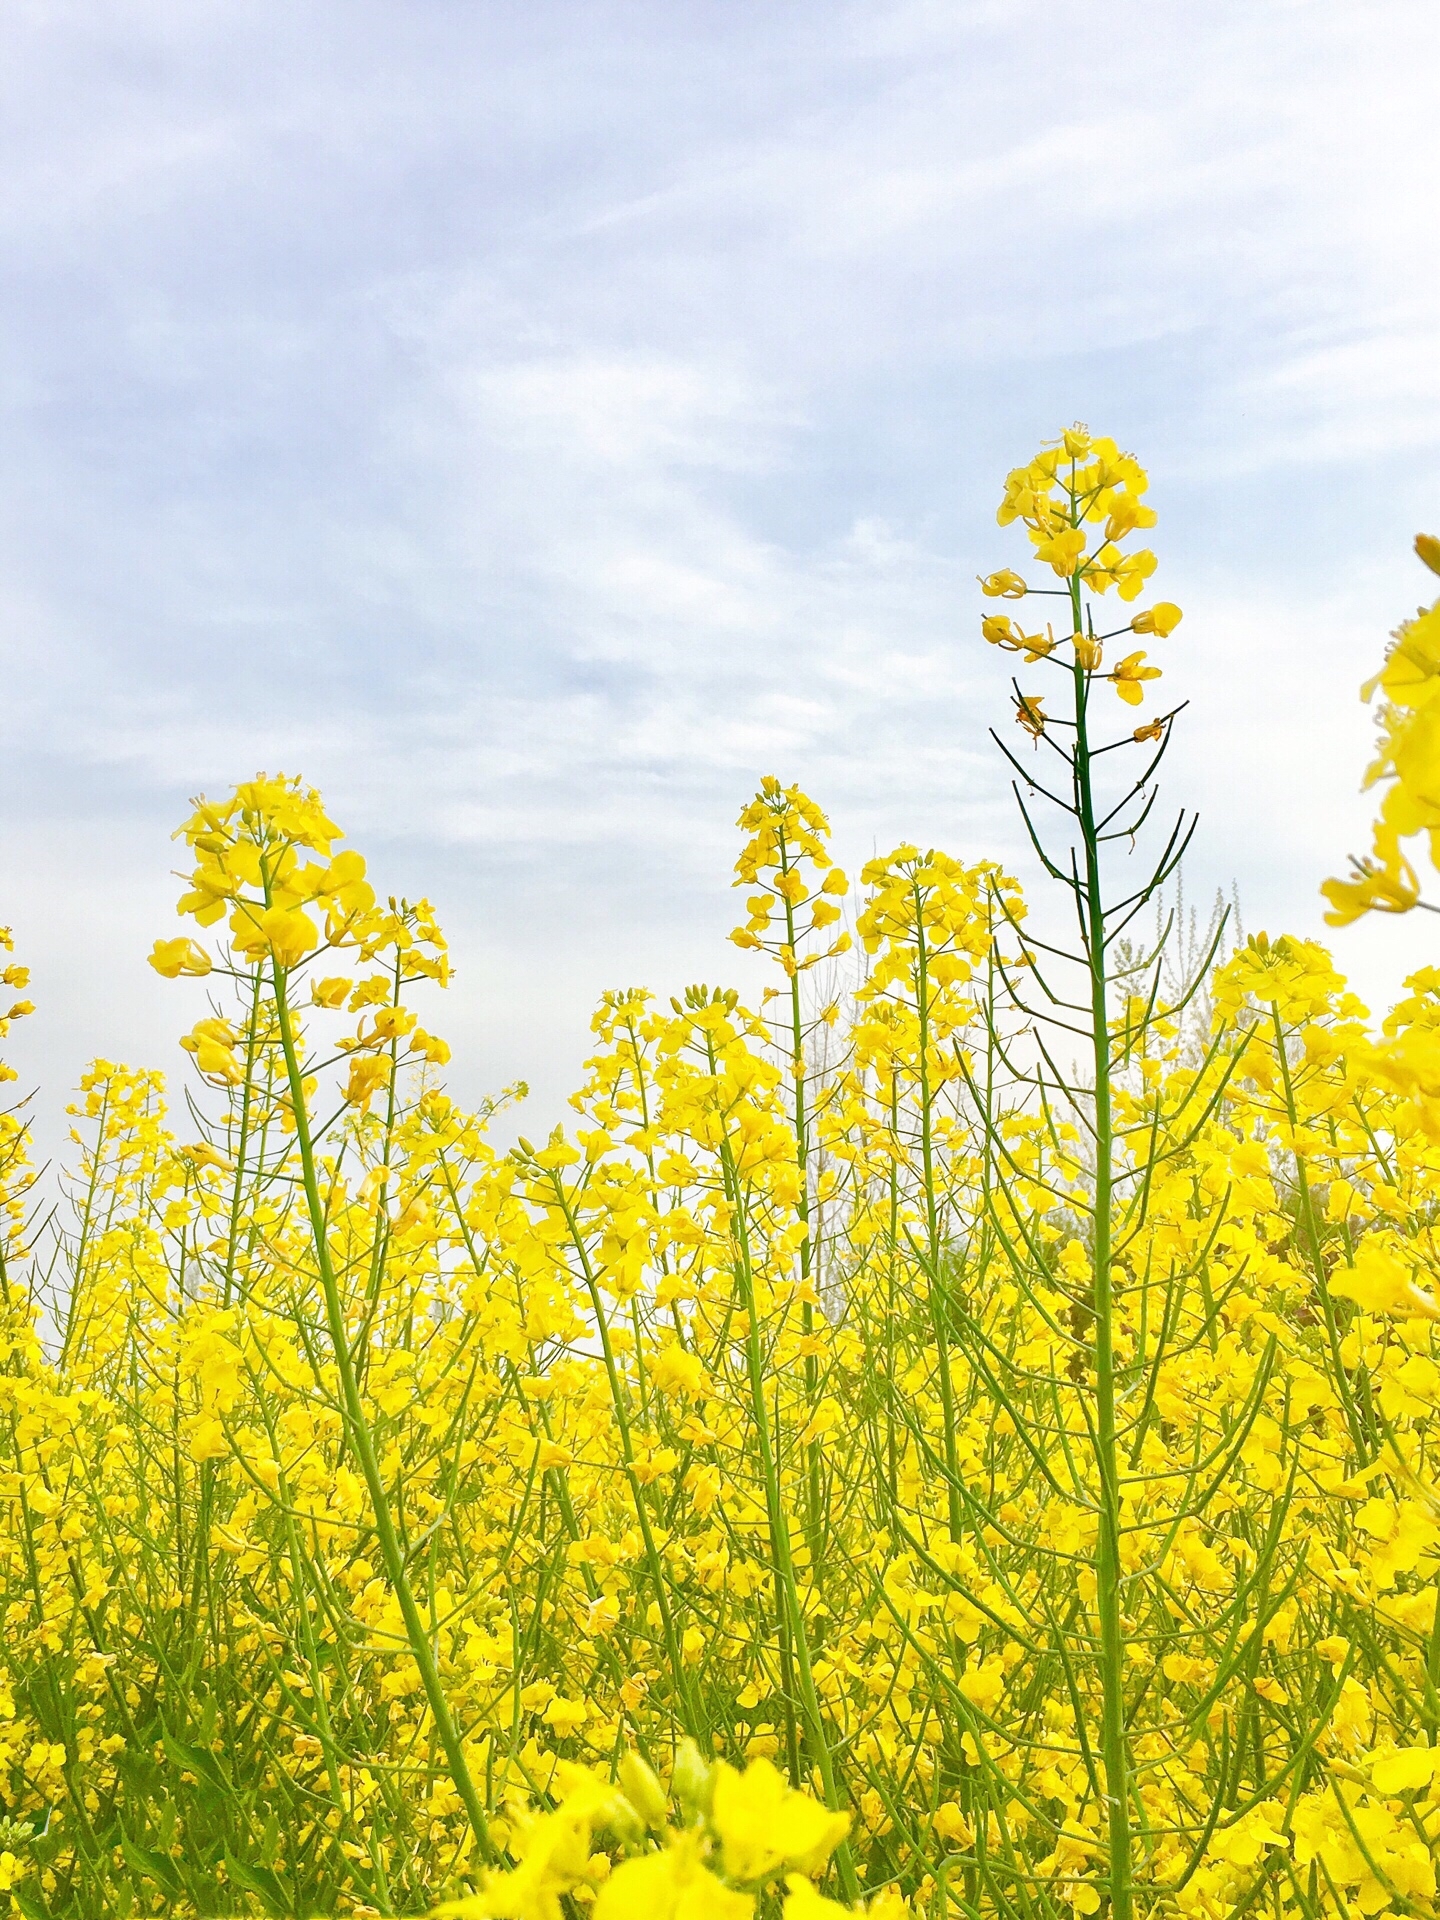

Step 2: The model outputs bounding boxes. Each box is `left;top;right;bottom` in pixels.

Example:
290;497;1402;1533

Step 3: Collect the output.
3;0;1440;1164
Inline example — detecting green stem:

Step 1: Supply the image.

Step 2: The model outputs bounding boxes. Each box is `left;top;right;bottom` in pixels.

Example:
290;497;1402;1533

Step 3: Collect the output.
546;1173;708;1747
1071;571;1133;1920
270;959;494;1866
1268;1001;1369;1457
913;895;964;1538
778;839;826;1568
707;1033;860;1903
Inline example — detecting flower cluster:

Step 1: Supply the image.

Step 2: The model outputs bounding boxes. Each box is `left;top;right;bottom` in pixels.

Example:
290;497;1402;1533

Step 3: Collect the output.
1325;535;1440;922
980;424;1182;731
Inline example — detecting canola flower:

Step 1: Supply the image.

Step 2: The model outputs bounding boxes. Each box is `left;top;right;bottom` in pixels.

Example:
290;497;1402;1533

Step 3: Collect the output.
0;440;1439;1920
1325;534;1440;923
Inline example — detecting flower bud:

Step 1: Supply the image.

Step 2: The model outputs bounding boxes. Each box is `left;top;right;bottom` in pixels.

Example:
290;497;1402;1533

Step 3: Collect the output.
670;1738;714;1818
1417;533;1440;577
619;1750;669;1829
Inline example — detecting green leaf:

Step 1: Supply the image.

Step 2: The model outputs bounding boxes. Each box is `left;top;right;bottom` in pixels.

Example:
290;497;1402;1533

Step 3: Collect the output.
260;1807;281;1865
120;1836;183;1897
12;1887;50;1920
162;1731;228;1791
223;1850;290;1916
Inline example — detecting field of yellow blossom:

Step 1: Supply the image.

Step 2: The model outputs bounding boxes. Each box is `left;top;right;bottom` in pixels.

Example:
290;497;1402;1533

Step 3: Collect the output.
5;430;1440;1920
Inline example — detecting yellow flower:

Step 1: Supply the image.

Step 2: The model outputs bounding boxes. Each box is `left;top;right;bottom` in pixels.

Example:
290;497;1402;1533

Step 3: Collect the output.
148;937;213;979
782;1875;852;1919
979;569;1027;598
709;1758;850;1885
932;1803;971;1844
619;1751;670;1829
1015;695;1047;737
187;1417;230;1463
1131;601;1183;637
1031;526;1087;577
1207;1803;1289;1870
410;1028;452;1065
1330;1238;1440;1319
542;1695;589;1738
1087;546;1158;600
1071;633;1102;670
1417;532;1440;576
594;1839;754;1919
1371;1745;1440;1793
1321;855;1420;925
957;1657;1005;1711
343;1055;391;1109
1103;493;1157;542
305;848;375;921
230;903;321;969
1107;651;1162;705
180;1018;244;1085
983;615;1055;660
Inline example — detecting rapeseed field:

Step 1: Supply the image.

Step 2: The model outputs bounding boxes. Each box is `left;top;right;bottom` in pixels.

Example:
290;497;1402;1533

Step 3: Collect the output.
4;431;1440;1920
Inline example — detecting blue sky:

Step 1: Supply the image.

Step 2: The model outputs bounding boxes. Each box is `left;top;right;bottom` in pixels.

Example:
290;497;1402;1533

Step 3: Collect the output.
4;0;1440;1150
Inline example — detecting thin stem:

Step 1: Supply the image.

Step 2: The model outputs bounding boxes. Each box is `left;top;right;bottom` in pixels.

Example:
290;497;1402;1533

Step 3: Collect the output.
270;957;494;1866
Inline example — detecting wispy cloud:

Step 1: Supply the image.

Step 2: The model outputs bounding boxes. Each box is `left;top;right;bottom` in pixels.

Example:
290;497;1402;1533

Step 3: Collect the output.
1;0;1438;1156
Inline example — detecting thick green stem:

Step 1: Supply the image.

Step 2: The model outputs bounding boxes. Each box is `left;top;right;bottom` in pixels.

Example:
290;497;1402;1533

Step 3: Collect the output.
1071;574;1133;1920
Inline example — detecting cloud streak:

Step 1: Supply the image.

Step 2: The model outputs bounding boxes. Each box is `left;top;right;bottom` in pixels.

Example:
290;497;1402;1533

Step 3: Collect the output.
1;0;1438;1156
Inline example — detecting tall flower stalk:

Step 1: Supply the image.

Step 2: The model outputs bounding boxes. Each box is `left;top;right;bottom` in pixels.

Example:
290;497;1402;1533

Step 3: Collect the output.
968;426;1233;1919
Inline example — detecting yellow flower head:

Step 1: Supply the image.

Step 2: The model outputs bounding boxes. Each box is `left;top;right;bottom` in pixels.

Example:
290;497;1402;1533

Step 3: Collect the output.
983;616;1055;660
1330;1236;1440;1320
1108;652;1162;705
1015;694;1047;737
979;569;1027;598
148;937;213;979
1131;601;1183;637
595;1836;754;1919
229;904;321;970
783;1875;853;1918
1328;539;1440;918
1032;526;1087;579
1322;854;1421;926
730;778;850;967
709;1758;850;1886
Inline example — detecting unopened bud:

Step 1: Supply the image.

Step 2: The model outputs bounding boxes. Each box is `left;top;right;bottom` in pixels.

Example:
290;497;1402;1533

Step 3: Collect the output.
619;1750;669;1829
671;1738;714;1818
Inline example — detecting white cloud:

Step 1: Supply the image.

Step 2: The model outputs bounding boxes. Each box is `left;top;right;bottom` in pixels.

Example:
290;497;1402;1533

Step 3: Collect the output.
0;0;1438;1176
